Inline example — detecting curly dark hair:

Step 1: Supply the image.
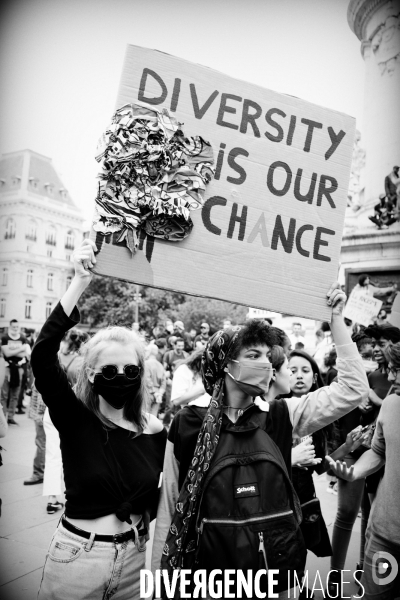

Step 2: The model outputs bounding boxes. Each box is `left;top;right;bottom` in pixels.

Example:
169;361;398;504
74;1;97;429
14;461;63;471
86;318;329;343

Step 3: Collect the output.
358;274;369;286
351;331;373;353
229;320;281;360
180;348;205;376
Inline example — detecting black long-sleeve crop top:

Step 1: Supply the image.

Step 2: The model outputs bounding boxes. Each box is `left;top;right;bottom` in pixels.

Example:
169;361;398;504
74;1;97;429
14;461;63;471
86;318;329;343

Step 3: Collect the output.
31;302;167;522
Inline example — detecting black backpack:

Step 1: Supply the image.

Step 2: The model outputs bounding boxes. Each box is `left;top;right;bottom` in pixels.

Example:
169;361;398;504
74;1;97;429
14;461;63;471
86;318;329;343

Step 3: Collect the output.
192;412;307;594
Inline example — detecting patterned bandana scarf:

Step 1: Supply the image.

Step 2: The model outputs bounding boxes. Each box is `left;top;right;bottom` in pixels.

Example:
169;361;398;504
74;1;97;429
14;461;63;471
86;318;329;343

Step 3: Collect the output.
160;326;243;584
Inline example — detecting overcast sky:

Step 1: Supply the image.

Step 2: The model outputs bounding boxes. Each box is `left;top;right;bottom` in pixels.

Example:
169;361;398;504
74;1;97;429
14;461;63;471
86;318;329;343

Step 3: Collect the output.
0;0;365;222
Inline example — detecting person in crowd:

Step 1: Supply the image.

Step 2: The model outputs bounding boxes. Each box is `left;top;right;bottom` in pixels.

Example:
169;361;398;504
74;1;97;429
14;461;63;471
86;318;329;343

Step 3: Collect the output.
357;323;400;512
32;239;167;600
58;328;85;384
324;347;338;384
161;336;186;426
294;341;305;350
43;405;65;514
162;338;189;426
171;349;209;409
313;321;334;380
172;320;192;353
289;322;306;349
164;319;174;336
194;322;211;347
0;403;7;441
271;326;292;356
327;341;400;600
163;338;188;376
362;323;400;414
16;360;30;415
288;350;338;561
353;274;397;299
352;331;377;373
326;328;382;596
146;344;167;417
193;339;207;350
314;328;325;353
375;308;388;327
24;385;47;486
1;319;31;424
153;337;167;363
384;165;399;207
222;318;232;330
151;283;369;598
0;402;8;516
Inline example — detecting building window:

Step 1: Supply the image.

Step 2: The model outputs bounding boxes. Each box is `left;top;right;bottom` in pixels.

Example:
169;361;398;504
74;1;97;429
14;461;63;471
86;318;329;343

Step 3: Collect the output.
25;220;37;242
25;299;32;319
47;272;54;291
27;269;33;288
65;230;75;250
44;182;54;195
12;176;21;187
66;275;72;290
29;177;38;190
45;226;57;246
65;253;71;261
0;298;6;318
5;218;16;240
47;249;53;258
45;301;53;318
59;188;67;200
2;268;8;286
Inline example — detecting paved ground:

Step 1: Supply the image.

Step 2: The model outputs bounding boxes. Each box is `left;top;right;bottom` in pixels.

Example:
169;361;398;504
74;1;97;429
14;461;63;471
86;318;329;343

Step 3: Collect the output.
0;409;364;600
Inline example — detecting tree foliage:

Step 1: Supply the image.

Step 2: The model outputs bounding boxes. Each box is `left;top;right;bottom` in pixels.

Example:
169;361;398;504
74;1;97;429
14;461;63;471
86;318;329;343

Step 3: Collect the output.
79;275;248;333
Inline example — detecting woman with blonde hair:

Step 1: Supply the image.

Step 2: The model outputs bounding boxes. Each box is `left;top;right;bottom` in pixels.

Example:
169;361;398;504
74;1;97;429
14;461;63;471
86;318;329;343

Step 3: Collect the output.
32;239;166;600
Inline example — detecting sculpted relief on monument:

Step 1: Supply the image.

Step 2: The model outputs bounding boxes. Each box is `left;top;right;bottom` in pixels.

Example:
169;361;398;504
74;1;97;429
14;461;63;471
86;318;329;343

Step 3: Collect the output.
371;13;400;75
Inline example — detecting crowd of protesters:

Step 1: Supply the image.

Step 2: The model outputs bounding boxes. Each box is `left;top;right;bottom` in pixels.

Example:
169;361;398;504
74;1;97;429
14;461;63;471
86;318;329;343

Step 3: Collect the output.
0;245;399;599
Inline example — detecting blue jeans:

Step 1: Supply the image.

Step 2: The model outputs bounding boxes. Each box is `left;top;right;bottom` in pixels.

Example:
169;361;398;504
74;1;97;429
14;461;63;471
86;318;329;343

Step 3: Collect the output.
38;520;147;600
361;528;400;600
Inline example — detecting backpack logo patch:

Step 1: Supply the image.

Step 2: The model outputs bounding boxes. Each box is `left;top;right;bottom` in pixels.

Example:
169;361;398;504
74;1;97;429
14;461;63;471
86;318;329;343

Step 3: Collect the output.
234;482;259;498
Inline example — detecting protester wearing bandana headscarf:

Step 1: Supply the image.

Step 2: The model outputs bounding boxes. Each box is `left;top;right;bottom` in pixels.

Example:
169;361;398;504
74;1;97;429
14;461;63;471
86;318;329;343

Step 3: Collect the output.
151;283;369;598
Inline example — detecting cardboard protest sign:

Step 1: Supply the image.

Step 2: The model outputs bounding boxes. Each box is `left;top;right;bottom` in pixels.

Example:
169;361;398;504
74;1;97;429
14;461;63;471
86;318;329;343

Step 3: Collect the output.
91;44;355;321
388;293;400;328
343;291;383;327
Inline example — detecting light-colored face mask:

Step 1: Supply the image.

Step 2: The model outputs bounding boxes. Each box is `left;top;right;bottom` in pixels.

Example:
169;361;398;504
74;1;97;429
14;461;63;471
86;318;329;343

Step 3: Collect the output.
226;359;274;397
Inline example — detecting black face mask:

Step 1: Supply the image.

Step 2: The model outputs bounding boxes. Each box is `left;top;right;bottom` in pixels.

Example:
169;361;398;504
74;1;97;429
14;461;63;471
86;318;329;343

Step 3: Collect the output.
92;374;141;410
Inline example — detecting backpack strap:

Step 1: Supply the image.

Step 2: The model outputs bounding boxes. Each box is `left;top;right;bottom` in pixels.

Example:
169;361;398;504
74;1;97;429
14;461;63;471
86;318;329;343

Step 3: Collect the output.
249;407;303;525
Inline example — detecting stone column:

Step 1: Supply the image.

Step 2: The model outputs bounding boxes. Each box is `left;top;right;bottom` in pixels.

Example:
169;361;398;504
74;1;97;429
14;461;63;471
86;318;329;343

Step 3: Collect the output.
348;0;400;203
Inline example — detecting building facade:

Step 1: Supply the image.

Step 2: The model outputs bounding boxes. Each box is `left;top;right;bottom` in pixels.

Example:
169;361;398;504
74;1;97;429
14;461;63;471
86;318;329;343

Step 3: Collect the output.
348;0;400;204
341;0;400;299
0;150;85;330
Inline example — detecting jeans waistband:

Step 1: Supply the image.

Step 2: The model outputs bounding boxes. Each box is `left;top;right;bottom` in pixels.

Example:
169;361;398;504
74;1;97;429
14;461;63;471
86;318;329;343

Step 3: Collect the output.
61;516;147;544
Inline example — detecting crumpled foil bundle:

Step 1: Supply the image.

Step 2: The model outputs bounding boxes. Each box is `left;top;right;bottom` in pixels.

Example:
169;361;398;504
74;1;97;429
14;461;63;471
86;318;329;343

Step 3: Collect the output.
93;102;214;254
